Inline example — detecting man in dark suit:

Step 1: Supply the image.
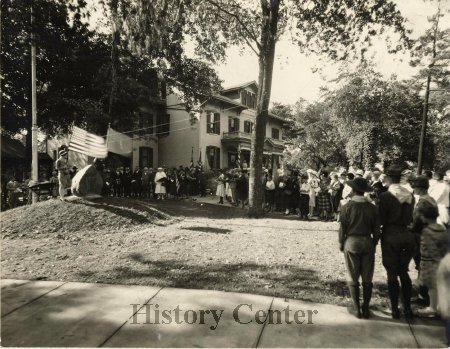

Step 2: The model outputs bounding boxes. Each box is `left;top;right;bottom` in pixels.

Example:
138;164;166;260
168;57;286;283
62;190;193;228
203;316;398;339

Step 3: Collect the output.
379;165;416;319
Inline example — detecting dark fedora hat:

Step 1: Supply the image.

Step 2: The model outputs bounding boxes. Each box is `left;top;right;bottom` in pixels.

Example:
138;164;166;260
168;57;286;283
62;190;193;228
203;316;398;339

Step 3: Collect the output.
386;164;403;177
347;177;372;193
412;175;429;190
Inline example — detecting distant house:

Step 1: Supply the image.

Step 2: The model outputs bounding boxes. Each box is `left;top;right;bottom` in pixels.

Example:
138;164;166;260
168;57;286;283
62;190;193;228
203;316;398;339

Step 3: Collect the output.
158;81;286;171
1;134;53;181
46;77;167;171
26;81;287;173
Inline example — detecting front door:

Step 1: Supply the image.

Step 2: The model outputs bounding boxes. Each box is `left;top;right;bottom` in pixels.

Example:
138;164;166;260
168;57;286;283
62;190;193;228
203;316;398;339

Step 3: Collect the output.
228;152;238;168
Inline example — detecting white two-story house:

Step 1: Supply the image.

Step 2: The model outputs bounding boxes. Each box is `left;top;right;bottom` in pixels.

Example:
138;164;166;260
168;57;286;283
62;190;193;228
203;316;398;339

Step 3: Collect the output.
158;81;285;171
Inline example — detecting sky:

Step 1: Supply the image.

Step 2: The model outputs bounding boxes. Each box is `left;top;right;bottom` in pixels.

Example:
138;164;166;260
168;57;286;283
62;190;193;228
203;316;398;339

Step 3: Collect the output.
88;0;449;105
210;0;449;105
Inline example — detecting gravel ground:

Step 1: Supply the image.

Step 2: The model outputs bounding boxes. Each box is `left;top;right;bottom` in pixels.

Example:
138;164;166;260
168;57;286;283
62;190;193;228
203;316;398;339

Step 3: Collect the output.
1;198;417;309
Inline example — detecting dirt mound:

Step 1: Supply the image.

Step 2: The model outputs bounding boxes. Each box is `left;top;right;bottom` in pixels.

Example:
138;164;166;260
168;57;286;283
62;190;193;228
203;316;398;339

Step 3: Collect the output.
1;197;174;238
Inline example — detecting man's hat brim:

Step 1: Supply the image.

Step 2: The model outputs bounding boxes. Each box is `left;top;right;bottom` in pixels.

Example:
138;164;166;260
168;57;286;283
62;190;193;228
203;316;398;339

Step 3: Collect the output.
347;179;372;193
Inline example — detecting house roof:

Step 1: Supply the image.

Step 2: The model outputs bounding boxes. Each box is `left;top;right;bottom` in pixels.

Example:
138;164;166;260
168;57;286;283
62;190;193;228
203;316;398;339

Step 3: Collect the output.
269;111;288;122
210;94;247;110
221;81;258;93
1;135;26;159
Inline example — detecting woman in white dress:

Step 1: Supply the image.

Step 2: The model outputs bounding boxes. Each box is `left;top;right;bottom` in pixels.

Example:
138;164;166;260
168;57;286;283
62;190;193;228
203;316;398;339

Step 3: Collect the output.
216;169;226;204
154;167;167;200
307;169;320;217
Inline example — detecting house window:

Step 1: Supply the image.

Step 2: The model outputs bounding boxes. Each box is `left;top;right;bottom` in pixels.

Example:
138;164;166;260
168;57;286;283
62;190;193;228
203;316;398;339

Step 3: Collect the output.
157;114;170;136
241;91;247;106
244;120;254;134
271;128;280;140
206;146;220;169
139;112;154;135
207;112;220;134
247;93;255;108
139;147;153;168
228;117;240;132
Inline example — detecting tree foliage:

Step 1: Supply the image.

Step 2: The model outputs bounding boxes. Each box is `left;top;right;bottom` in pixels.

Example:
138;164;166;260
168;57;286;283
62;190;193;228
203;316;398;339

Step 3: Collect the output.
178;0;411;214
409;3;450;171
102;0;223;112
1;0;223;139
282;66;445;171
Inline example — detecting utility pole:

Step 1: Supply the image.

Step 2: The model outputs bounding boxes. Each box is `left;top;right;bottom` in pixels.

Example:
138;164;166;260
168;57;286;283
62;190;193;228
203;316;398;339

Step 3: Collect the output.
417;3;441;175
31;3;38;203
417;73;431;175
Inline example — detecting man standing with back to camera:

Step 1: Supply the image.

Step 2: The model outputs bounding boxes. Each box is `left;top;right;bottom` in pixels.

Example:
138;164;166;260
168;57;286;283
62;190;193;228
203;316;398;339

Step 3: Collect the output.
379;165;416;319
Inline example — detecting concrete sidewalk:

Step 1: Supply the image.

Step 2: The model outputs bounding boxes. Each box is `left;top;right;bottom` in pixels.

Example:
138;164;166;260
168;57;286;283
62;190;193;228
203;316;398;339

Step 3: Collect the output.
1;279;447;347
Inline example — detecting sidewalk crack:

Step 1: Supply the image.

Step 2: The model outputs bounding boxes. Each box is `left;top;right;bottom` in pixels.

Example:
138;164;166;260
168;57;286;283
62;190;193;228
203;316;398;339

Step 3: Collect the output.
98;287;164;347
1;281;68;318
406;318;420;348
254;297;274;348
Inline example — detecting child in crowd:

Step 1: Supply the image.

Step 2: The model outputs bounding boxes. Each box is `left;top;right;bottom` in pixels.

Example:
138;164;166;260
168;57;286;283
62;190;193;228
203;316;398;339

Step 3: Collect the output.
298;175;310;220
265;174;276;212
49;170;58;198
416;203;449;318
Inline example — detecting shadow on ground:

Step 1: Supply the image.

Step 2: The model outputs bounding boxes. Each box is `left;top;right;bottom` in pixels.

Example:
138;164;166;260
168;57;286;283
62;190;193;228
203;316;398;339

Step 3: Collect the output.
180;226;232;234
71;252;392;308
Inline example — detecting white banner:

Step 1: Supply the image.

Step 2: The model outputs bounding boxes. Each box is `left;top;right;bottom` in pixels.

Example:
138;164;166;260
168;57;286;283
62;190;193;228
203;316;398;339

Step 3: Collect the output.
106;127;133;158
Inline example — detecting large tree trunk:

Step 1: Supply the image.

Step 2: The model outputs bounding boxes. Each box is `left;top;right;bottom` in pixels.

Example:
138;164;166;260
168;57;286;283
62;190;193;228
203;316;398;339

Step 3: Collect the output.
248;0;279;217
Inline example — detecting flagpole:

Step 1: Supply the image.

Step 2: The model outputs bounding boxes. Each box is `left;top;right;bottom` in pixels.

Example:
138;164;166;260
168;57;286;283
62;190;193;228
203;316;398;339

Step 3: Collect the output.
31;3;38;204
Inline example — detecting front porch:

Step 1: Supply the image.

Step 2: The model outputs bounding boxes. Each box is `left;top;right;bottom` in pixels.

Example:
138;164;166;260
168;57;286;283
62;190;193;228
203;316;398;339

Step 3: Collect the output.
221;131;285;169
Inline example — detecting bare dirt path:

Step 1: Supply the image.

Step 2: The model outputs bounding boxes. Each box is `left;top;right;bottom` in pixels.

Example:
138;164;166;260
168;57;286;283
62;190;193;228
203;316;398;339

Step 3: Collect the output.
1;198;413;309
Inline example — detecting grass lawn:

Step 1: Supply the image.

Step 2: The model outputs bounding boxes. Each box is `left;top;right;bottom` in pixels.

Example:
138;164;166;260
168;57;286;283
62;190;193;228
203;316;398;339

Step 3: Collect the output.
1;197;417;309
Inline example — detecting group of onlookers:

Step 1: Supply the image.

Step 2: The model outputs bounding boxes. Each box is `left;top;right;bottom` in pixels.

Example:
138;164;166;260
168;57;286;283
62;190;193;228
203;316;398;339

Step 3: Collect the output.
338;164;449;342
101;165;208;200
215;168;249;207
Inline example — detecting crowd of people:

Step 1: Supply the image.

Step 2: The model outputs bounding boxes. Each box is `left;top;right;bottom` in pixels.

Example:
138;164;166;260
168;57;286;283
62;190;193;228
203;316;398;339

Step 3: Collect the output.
100;165;208;200
337;164;449;334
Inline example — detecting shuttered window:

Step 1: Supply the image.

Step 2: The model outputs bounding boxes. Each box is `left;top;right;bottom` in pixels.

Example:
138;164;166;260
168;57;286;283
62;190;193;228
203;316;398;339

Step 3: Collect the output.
207;112;220;134
244;120;254;134
228;117;240;132
206;146;220;169
272;128;280;140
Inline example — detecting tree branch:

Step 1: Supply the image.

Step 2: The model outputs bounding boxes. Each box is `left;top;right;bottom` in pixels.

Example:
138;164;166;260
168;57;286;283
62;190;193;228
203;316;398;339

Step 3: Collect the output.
214;10;260;56
203;0;262;52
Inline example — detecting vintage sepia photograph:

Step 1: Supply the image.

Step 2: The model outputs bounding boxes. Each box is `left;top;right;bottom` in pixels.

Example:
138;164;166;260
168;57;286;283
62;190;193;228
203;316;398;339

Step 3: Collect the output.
1;0;449;347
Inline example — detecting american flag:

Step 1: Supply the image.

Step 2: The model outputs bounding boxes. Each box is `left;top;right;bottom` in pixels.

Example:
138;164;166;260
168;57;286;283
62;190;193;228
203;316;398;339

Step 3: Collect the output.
69;126;108;158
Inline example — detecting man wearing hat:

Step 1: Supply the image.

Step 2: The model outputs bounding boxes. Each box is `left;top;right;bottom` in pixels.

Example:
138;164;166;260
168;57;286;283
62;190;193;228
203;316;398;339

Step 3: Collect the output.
411;176;438;306
379;164;416;319
401;169;414;193
355;169;364;178
55;148;71;201
339;177;380;319
370;169;386;205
